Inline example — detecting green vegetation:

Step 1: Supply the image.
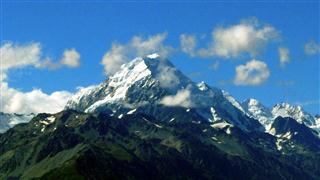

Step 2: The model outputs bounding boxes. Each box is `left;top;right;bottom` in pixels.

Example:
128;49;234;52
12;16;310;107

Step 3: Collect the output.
0;110;319;179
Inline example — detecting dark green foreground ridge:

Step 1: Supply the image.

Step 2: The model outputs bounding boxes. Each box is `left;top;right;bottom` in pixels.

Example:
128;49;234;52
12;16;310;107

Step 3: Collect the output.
0;108;319;180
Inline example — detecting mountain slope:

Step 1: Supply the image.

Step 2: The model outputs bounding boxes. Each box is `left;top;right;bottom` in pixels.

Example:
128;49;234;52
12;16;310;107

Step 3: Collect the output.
1;110;319;179
0;112;35;133
241;98;273;130
241;99;319;135
269;116;320;152
272;103;316;126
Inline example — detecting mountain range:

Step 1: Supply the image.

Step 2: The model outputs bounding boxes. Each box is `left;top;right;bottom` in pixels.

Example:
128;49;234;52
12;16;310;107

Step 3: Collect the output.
0;54;319;179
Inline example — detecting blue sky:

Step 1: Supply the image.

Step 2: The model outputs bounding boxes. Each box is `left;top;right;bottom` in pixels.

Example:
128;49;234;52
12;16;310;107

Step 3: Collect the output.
1;2;319;114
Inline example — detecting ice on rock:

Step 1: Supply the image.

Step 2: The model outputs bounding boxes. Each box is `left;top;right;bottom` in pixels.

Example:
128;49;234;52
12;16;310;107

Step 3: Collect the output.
127;109;137;115
272;103;316;126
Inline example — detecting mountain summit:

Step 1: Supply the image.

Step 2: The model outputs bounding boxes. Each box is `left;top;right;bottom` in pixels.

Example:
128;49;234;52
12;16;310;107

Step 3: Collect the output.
65;54;262;131
272;102;316;126
66;53;193;111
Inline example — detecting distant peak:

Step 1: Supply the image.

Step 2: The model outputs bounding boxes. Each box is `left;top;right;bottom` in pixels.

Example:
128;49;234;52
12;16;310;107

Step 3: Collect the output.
273;103;304;113
272;102;315;126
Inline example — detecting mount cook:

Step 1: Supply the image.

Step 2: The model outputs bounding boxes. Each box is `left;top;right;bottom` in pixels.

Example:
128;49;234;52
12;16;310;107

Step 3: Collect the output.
0;54;319;179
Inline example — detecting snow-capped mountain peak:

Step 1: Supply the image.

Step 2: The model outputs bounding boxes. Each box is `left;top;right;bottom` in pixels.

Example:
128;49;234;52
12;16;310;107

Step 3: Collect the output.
65;54;263;131
84;57;152;112
241;99;319;135
66;54;193;113
272;102;315;126
241;98;273;129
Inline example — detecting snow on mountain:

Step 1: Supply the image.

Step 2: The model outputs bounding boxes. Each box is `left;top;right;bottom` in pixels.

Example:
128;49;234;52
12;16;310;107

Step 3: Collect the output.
66;54;192;112
64;54;319;136
311;116;320;134
241;98;273;130
197;81;208;91
0;112;35;133
85;57;153;112
271;103;316;126
222;90;247;115
65;84;105;111
269;116;320;150
241;99;319;135
65;54;262;131
271;103;320;137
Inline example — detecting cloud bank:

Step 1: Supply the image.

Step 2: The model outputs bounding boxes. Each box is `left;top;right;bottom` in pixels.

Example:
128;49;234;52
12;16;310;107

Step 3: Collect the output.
1;82;72;114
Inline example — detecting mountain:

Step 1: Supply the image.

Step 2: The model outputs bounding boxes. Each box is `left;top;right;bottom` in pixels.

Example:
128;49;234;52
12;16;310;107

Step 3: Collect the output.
1;109;319;179
312;115;320;133
0;54;319;179
269;116;320;152
241;99;319;135
272;103;316;126
65;54;262;131
0;112;35;133
241;98;273;130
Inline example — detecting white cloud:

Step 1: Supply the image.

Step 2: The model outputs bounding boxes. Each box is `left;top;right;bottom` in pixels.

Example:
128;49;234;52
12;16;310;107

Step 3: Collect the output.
1;42;41;70
101;44;128;75
0;42;81;80
156;63;180;88
278;47;290;66
234;59;270;86
38;57;61;70
101;33;174;75
131;33;173;57
0;42;78;114
40;49;81;69
180;34;197;57
206;20;278;58
1;82;72;114
60;49;81;68
160;89;192;108
304;40;320;55
180;18;279;59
